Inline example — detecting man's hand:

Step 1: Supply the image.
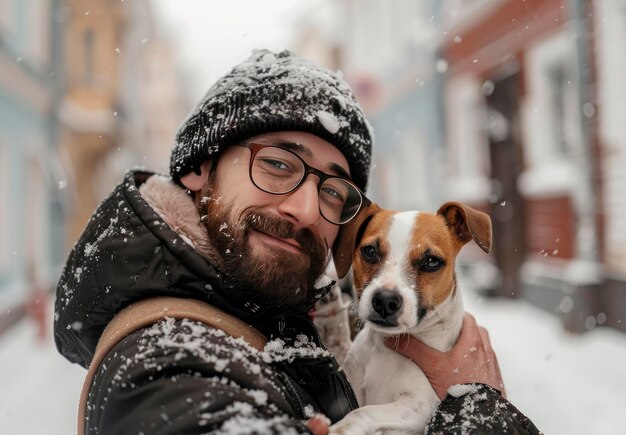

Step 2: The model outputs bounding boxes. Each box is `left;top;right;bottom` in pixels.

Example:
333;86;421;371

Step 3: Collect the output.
384;313;506;400
306;413;330;435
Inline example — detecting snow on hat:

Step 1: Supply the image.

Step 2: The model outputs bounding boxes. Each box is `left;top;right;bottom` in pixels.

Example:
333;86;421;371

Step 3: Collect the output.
170;49;373;191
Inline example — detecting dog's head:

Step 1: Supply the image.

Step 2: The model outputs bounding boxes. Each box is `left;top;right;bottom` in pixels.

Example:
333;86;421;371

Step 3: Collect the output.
332;201;491;333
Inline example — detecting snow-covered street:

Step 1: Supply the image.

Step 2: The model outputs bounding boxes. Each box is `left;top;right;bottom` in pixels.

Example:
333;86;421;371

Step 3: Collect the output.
1;287;625;434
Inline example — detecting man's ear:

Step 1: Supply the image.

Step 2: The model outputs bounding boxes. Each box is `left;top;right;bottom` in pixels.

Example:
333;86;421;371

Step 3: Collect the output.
332;202;381;279
437;201;492;253
180;161;212;192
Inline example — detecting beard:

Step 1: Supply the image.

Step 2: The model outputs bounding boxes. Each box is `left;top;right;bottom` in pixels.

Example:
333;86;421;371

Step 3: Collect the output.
198;184;328;311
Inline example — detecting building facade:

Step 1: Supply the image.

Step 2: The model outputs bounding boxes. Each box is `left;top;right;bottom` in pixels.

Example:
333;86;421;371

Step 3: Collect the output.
0;0;66;325
440;0;626;333
338;0;447;212
0;0;187;332
60;0;188;247
594;0;626;332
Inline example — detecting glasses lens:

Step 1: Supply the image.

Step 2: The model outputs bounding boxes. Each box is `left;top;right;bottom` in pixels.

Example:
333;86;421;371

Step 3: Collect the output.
251;147;305;193
319;178;363;224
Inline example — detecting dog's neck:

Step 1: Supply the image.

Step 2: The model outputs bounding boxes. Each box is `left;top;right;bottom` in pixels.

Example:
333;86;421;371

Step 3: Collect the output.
409;282;464;353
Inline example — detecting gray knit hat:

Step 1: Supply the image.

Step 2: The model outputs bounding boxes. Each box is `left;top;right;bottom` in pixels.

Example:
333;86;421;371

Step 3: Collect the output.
170;49;373;191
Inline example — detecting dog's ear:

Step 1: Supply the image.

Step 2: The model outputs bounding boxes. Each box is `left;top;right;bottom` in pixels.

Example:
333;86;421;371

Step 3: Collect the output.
332;202;381;279
437;201;492;253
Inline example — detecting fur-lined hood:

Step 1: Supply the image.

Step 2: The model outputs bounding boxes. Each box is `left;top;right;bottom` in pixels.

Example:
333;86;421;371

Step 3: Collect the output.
138;174;224;270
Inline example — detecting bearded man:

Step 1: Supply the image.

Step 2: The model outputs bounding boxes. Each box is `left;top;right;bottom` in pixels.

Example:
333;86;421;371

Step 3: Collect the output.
54;50;537;434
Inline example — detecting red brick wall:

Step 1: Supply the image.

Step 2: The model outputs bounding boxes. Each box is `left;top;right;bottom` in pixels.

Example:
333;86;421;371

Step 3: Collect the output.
444;0;568;75
524;196;576;260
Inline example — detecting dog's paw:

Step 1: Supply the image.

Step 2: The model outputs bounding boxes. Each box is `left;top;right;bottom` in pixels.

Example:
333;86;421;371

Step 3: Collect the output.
314;284;351;318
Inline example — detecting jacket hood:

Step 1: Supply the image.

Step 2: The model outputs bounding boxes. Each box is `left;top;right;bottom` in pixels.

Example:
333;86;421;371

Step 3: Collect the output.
54;170;331;368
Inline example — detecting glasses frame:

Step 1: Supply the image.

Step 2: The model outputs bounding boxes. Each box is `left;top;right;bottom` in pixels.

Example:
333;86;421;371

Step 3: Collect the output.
235;141;370;225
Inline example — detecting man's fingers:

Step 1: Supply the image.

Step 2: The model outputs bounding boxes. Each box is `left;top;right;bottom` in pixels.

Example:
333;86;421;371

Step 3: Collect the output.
384;333;444;366
476;326;507;398
452;313;484;354
477;326;492;351
306;414;330;435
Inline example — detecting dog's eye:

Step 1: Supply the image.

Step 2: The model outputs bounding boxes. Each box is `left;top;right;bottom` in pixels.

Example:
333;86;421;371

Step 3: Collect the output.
421;256;444;272
360;244;379;264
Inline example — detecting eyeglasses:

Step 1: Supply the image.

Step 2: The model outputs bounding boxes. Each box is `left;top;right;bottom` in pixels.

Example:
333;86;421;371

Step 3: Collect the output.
234;142;369;225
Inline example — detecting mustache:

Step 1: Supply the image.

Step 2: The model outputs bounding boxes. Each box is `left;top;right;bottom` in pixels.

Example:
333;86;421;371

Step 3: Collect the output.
242;212;328;254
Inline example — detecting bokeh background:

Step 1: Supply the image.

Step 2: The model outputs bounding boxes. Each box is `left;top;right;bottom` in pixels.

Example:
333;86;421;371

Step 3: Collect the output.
2;0;626;433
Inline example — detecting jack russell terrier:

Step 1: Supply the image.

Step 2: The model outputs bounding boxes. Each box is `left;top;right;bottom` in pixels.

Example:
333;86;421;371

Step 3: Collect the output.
319;201;492;434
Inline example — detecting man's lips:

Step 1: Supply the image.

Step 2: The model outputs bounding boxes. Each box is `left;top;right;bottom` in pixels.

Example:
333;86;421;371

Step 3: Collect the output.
251;229;304;254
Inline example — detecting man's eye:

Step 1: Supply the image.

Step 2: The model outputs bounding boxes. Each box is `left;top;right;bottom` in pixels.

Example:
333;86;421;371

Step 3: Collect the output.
321;187;344;202
360;244;379;264
261;158;290;171
420;256;444;272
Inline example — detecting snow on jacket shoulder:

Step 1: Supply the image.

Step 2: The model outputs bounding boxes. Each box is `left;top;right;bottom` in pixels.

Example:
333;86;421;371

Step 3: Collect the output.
88;318;310;434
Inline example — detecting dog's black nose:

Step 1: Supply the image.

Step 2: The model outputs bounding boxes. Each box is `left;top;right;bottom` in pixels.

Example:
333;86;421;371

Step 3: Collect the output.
371;290;402;318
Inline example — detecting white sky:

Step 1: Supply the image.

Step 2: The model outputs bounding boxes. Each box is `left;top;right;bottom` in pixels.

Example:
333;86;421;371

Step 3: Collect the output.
149;0;323;100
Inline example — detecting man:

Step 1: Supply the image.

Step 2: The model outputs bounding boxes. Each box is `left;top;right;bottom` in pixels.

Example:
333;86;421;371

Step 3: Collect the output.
55;50;539;434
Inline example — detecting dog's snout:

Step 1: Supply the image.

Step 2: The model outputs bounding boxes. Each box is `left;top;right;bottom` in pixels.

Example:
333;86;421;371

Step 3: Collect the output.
371;290;402;318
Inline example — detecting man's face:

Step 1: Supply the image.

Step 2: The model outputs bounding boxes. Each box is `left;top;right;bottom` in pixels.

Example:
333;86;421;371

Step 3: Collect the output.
196;131;351;309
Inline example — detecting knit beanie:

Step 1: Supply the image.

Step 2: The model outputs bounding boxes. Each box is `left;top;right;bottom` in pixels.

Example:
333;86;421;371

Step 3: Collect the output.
170;49;373;191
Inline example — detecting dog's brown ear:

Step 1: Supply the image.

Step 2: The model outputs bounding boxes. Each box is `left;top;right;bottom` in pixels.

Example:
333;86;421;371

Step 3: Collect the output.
437;201;492;253
332;202;381;279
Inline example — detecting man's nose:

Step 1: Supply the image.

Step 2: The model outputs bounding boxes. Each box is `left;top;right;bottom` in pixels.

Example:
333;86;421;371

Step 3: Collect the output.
277;176;321;227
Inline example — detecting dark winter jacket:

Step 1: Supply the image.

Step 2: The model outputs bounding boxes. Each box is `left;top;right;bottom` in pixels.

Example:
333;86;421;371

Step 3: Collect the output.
55;170;541;434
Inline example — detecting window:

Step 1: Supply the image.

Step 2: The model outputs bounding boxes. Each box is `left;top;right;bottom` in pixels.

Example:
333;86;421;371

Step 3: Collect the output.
24;154;49;286
519;30;582;197
83;28;95;84
25;0;50;68
0;140;10;275
0;0;14;37
445;75;491;202
548;63;579;157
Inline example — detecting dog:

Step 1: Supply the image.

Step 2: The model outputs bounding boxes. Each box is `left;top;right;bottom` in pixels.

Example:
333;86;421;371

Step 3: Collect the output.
322;201;492;434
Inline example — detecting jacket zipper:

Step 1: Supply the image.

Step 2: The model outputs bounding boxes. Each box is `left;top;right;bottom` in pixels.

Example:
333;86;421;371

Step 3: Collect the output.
278;371;307;418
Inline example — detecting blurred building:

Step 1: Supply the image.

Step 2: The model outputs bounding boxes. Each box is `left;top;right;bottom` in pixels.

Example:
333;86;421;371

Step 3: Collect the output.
294;0;446;212
0;0;66;329
0;0;188;332
440;0;626;333
295;0;626;334
594;0;626;333
60;0;188;247
342;0;447;212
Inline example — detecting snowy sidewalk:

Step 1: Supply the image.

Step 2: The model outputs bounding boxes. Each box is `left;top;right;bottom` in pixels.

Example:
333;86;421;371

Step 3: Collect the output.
464;288;626;435
0;304;84;435
1;291;625;434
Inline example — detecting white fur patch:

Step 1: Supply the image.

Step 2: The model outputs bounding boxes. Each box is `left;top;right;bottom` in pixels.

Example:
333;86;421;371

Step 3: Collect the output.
358;211;421;329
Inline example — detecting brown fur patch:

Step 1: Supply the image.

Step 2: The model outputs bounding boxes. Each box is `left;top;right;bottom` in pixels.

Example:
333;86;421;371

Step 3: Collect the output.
408;213;462;307
351;210;395;294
